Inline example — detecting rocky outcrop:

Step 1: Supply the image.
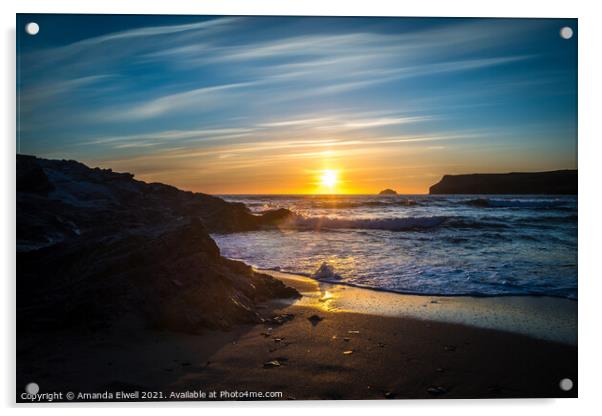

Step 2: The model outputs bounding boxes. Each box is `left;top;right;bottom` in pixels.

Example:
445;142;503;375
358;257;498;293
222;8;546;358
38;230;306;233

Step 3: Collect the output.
17;155;299;333
378;189;398;195
429;170;577;195
17;155;294;251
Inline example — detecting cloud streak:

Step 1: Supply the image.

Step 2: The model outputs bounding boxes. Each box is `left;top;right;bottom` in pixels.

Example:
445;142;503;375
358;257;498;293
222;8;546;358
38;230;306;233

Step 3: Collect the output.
18;15;577;193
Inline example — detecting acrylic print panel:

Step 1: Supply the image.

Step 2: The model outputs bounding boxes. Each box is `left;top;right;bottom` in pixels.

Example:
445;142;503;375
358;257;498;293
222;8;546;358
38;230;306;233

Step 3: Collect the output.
16;14;577;402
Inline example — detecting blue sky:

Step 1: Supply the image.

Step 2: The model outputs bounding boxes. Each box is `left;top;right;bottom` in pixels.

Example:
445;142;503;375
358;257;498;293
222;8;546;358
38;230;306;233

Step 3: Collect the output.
17;15;577;193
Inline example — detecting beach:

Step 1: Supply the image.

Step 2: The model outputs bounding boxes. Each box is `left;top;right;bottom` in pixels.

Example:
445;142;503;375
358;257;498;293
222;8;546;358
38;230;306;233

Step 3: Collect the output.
17;269;577;401
14;12;580;405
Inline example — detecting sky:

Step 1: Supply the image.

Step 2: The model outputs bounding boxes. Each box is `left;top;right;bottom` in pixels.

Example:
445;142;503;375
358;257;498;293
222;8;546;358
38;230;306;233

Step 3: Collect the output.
17;15;577;194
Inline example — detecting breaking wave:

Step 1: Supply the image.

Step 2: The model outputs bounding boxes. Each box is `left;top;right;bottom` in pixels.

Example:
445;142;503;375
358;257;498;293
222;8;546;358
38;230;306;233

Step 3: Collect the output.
291;215;448;231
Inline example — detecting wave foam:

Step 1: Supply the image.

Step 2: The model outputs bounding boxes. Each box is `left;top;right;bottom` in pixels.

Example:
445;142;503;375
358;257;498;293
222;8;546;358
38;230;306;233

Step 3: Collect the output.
291;215;448;231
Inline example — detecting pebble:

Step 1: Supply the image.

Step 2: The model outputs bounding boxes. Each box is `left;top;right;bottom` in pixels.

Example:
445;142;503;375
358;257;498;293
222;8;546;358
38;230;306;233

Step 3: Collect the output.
307;315;324;326
266;314;295;325
263;360;281;368
427;386;448;396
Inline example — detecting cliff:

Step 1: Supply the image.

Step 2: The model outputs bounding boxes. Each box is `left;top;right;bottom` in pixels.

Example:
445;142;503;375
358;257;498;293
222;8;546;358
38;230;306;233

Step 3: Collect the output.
17;155;298;334
429;170;577;195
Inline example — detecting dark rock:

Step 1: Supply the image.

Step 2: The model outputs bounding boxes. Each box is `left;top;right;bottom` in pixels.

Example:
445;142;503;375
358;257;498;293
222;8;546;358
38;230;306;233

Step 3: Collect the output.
384;391;395;399
378;188;397;195
17;155;54;194
264;313;295;325
16;155;300;334
258;208;294;224
429;170;577;195
307;314;324;326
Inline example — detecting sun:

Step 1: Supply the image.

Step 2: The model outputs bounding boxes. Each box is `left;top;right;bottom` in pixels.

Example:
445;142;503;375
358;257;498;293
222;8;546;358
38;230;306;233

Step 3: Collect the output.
320;169;338;189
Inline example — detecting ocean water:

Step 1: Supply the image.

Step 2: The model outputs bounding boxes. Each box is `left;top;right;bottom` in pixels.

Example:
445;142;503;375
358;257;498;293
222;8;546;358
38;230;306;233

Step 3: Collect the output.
213;195;577;299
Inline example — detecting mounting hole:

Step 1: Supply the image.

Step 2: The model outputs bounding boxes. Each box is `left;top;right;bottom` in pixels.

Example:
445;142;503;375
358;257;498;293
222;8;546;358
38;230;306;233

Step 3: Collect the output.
559;378;573;391
25;382;39;395
25;22;39;36
560;26;573;40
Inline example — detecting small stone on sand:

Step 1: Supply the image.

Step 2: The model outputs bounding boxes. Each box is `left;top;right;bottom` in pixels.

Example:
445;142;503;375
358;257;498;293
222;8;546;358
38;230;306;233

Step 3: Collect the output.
307;314;324;326
343;350;353;355
263;360;281;368
266;314;295;325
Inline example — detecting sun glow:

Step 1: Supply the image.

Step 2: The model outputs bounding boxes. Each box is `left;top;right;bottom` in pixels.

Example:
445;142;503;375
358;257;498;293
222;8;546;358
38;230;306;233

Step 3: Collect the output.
320;169;338;190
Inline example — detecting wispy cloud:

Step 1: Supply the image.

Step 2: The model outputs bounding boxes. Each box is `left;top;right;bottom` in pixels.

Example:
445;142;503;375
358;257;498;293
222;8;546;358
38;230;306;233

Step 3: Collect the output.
21;17;539;124
18;15;576;192
108;81;261;120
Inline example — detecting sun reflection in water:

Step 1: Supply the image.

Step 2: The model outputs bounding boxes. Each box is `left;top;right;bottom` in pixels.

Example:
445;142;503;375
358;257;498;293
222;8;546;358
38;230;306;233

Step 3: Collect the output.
317;289;338;312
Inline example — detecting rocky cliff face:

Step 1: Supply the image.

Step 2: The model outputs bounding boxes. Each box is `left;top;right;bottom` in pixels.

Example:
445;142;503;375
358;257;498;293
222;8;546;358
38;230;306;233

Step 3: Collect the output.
429;170;577;195
17;155;298;333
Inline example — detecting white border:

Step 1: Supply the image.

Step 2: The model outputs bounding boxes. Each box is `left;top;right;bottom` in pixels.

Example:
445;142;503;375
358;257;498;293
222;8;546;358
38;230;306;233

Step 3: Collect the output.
3;1;601;415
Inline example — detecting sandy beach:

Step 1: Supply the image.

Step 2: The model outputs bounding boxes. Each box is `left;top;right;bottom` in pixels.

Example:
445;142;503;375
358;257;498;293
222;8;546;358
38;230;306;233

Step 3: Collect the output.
17;270;577;401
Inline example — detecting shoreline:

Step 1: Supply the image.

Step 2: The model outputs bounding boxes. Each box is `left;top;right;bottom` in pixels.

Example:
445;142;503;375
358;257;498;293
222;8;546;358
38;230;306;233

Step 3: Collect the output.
260;267;578;300
17;267;578;401
261;269;577;346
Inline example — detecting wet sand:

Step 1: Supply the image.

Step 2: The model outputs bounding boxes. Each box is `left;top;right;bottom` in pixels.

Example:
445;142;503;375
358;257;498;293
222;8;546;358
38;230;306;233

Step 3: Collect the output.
267;271;577;345
17;271;577;401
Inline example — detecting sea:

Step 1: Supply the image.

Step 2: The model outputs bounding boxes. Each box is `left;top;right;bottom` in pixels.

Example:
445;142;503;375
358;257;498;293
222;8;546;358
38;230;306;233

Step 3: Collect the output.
212;194;577;299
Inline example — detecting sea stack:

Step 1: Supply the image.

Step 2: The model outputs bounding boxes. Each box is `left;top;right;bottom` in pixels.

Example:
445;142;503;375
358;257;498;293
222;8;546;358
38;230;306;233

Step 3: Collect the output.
379;188;398;195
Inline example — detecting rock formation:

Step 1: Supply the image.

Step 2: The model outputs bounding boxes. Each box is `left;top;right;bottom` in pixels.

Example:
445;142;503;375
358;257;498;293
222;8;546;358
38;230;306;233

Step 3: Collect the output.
17;155;299;334
429;170;577;195
378;188;398;195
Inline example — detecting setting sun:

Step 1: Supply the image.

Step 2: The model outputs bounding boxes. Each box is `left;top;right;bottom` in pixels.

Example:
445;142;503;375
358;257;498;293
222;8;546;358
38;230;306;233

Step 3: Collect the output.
320;170;338;190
